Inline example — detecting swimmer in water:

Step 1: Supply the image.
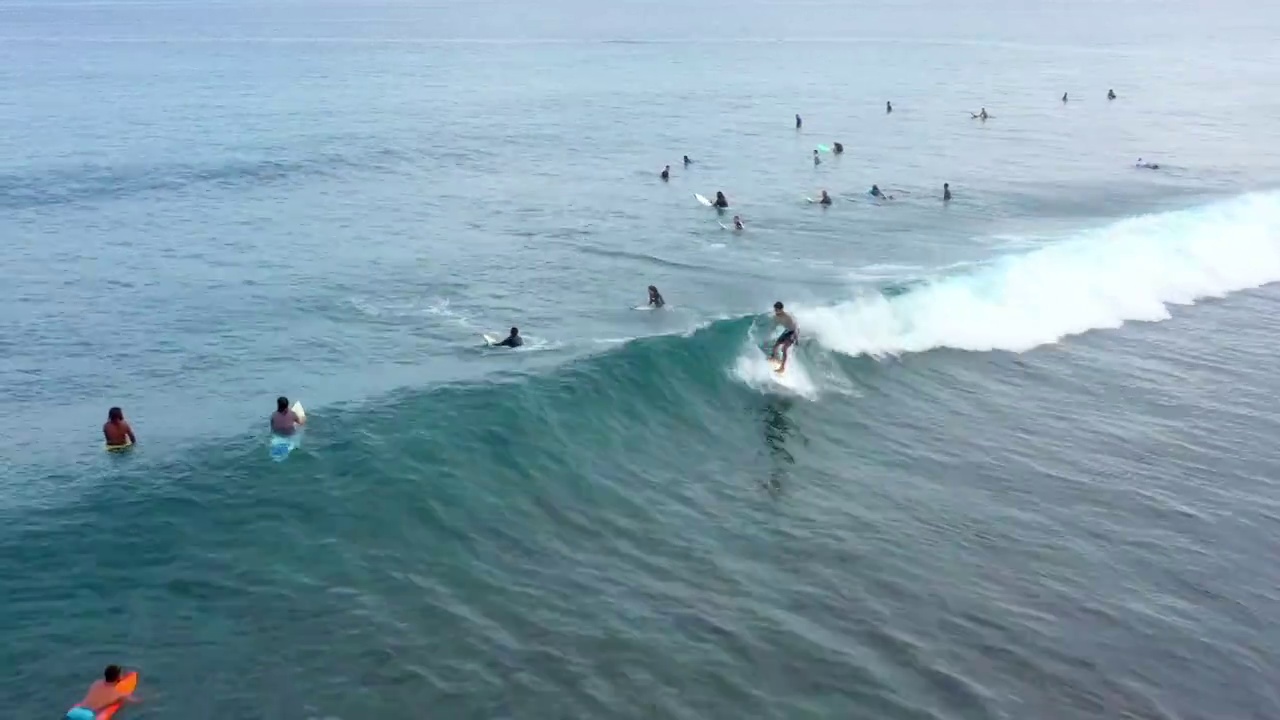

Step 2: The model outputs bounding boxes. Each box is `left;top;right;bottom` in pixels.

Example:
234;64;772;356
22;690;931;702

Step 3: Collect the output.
733;215;745;231
813;149;821;166
818;190;832;206
1108;89;1116;100
683;155;692;166
943;182;952;201
103;407;136;449
833;142;844;154
648;286;665;308
66;665;137;720
886;101;893;113
1062;92;1068;103
660;165;669;181
768;301;799;373
1136;158;1161;170
270;396;305;437
870;185;885;199
495;327;523;348
713;191;729;209
795;113;802;129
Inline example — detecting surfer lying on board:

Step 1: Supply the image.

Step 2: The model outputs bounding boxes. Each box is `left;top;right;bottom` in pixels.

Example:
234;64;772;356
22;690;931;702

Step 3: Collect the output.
713;191;729;209
103;407;136;449
494;327;524;348
67;665;137;720
648;286;665;308
271;396;305;436
769;301;799;373
1136;158;1160;169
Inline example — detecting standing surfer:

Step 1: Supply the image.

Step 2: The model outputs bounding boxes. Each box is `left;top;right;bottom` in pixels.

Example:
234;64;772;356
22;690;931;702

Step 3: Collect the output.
768;302;799;373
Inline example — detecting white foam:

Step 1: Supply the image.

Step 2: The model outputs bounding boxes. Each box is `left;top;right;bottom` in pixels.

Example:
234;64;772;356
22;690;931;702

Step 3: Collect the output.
801;192;1280;357
731;341;819;400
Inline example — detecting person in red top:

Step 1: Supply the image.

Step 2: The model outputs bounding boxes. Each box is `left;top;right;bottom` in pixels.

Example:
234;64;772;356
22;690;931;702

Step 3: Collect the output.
66;665;137;719
102;408;136;450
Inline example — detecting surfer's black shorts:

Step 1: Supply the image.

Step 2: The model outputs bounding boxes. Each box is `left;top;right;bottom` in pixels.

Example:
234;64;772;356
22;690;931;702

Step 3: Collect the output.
776;330;796;346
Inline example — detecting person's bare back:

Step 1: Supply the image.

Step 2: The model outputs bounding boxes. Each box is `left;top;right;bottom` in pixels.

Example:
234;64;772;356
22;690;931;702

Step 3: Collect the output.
103;408;136;447
72;665;135;716
78;679;125;711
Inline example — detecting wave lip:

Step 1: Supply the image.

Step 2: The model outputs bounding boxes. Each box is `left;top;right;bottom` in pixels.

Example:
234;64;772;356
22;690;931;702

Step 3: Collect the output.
803;191;1280;358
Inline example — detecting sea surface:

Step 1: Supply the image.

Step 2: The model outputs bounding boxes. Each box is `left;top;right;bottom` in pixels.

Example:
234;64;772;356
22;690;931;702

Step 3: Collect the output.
5;0;1280;717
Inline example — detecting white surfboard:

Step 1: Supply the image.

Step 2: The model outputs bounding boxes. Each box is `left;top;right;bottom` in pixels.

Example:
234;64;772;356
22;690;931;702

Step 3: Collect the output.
291;401;306;423
694;193;712;207
482;333;499;346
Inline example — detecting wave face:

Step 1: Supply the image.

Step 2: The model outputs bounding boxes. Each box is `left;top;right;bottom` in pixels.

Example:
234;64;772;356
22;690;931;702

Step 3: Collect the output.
799;191;1280;357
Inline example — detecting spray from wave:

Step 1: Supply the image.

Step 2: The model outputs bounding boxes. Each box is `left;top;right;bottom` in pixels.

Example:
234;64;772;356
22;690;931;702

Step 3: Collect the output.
801;191;1280;357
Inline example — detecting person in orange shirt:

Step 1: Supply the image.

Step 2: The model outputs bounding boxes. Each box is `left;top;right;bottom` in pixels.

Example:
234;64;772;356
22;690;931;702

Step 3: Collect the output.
66;665;137;719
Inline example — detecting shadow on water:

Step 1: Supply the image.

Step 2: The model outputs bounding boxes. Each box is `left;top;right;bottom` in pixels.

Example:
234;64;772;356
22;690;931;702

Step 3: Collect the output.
756;397;805;496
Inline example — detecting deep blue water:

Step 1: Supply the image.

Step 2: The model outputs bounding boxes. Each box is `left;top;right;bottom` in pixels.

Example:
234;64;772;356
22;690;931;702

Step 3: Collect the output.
4;0;1280;718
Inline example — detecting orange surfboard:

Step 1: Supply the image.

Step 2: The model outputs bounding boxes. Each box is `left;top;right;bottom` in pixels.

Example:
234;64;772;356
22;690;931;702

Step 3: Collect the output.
96;671;139;720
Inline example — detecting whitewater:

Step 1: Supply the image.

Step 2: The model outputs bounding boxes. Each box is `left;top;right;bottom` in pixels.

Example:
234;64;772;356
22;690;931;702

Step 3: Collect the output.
794;191;1280;360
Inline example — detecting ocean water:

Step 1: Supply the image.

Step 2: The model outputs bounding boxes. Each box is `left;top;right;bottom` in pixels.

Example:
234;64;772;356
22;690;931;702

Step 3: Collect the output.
5;0;1280;717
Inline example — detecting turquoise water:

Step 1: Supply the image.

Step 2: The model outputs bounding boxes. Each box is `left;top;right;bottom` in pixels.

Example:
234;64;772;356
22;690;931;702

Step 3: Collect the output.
5;0;1280;717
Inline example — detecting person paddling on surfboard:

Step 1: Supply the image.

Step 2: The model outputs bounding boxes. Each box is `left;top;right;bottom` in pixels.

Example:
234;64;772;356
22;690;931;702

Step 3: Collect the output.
67;665;137;720
713;191;729;209
768;302;799;373
271;396;304;437
648;286;665;308
103;407;136;450
494;327;523;348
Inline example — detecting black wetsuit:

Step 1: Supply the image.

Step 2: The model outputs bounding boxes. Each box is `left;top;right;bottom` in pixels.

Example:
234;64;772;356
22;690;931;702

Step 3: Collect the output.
496;335;523;348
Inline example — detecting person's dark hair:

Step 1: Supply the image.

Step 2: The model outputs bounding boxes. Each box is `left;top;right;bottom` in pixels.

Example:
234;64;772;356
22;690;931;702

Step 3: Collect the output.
104;665;122;683
773;301;784;310
108;407;123;421
277;396;289;412
510;327;519;335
